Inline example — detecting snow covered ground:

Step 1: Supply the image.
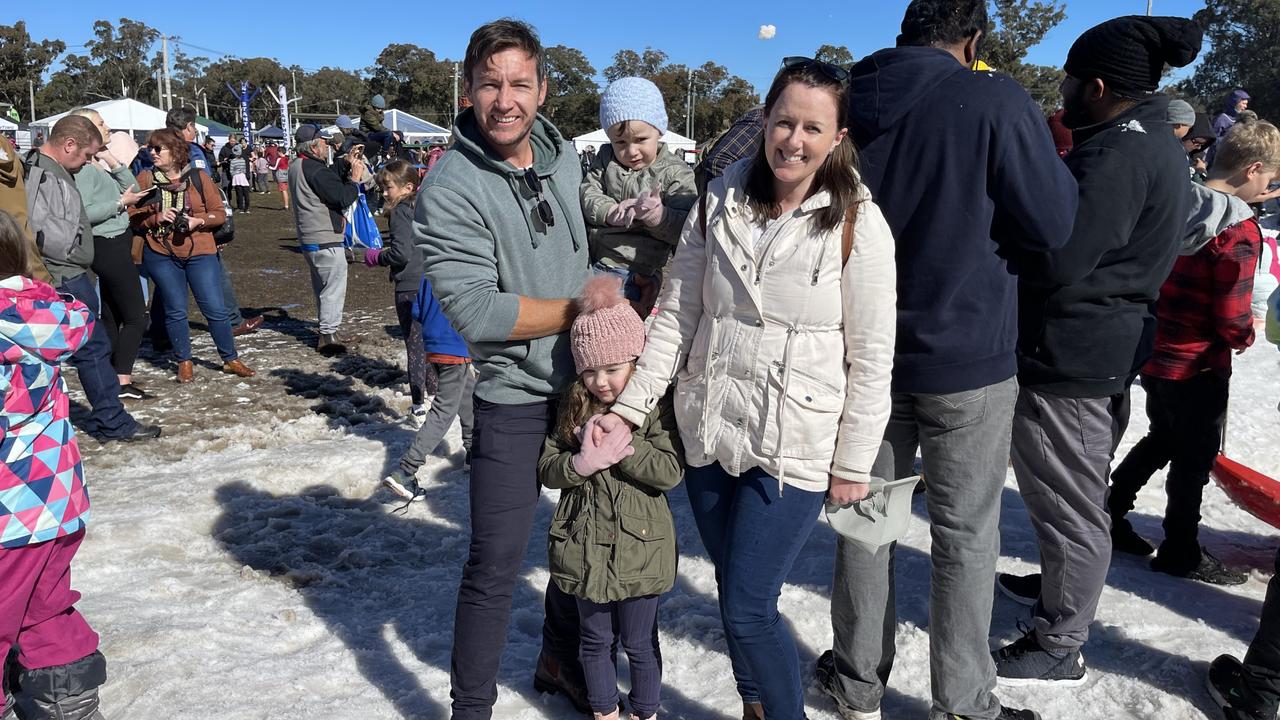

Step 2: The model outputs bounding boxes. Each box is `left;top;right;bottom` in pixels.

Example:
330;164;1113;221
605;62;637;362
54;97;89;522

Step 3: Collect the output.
69;314;1279;720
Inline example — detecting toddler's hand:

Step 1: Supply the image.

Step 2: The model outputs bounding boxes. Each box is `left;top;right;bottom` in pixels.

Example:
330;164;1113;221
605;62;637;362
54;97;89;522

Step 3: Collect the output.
633;187;665;228
605;199;638;227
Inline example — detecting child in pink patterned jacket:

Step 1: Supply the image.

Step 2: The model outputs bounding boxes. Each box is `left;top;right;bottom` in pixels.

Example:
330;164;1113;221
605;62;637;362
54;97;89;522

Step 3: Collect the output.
0;209;106;720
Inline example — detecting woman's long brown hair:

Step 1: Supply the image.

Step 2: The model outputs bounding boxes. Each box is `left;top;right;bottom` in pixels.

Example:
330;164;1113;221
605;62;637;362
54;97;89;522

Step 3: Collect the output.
744;63;861;233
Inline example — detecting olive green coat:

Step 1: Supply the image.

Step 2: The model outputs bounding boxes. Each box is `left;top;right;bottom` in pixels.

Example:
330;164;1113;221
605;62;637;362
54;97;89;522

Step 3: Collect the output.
538;396;684;604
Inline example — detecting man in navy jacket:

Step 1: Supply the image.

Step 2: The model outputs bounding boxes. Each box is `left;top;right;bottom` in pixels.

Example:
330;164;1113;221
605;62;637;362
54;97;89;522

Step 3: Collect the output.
815;2;1077;720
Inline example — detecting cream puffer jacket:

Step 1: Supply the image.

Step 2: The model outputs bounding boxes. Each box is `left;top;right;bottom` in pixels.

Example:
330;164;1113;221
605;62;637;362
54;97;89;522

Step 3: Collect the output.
613;159;896;494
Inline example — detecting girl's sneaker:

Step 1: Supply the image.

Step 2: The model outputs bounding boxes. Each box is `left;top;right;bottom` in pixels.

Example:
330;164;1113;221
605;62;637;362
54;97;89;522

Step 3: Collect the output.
382;469;421;500
408;404;428;429
119;383;149;400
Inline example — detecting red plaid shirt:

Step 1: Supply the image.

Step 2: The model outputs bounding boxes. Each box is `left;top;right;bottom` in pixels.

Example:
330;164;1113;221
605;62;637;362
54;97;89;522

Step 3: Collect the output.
1144;218;1260;380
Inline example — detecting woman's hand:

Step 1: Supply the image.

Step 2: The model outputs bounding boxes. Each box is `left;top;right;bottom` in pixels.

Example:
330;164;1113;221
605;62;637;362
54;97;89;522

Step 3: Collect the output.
159;208;178;224
95;147;120;170
187;216;205;229
571;414;635;476
828;475;871;506
119;185;148;208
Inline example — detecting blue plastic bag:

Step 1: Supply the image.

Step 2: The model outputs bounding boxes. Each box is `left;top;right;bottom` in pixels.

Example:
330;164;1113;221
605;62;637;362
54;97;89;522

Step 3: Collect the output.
343;188;383;249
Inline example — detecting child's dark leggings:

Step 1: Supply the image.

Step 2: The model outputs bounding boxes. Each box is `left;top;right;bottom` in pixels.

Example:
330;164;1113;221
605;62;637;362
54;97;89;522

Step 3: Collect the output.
576;594;662;718
393;290;431;404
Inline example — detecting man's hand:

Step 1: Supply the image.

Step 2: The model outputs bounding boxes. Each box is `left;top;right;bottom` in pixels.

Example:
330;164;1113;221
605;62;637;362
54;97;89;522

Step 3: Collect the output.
828;475;871;506
571;414;636;476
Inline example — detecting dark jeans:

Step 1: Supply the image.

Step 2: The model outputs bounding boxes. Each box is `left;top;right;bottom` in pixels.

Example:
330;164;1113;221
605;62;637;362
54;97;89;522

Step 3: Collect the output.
1109;373;1229;558
231;185;249;212
141;248;237;363
576;595;662;718
684;463;825;720
1241;547;1280;717
450;397;580;720
91;232;146;376
58;274;137;439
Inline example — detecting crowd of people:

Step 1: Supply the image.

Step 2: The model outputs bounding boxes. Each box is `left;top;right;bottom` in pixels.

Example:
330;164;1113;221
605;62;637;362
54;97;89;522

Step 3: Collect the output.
2;2;1280;719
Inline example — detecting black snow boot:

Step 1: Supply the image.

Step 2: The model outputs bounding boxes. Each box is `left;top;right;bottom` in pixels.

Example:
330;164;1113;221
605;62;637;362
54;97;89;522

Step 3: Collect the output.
1109;516;1155;556
14;650;107;720
1152;545;1247;585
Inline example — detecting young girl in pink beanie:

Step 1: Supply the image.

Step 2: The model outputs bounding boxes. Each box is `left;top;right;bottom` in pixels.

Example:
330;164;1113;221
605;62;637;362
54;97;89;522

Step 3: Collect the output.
537;274;684;720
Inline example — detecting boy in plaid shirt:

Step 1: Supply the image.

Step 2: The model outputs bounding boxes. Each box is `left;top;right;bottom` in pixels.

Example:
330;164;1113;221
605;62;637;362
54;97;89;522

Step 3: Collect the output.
1109;120;1280;585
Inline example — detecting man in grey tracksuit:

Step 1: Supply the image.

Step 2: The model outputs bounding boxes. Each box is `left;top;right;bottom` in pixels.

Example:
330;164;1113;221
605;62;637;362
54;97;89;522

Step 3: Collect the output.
414;19;590;720
289;124;362;356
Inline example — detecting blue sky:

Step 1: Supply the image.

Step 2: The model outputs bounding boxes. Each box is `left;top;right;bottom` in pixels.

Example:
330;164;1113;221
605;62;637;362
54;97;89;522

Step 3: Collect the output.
7;0;1208;95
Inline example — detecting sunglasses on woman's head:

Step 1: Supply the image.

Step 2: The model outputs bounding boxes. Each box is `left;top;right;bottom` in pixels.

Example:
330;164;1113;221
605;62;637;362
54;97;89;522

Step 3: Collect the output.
781;56;850;83
522;167;556;228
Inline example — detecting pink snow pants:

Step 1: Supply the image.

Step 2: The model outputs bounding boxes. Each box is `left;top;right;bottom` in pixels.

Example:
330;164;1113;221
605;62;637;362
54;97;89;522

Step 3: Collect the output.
0;530;99;706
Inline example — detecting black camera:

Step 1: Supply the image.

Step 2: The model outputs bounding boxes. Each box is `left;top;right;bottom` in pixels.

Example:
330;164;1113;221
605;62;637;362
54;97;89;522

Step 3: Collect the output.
172;211;191;234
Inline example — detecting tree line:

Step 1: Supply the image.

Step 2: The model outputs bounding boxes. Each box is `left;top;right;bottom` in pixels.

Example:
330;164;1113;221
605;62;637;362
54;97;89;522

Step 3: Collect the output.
4;3;1266;143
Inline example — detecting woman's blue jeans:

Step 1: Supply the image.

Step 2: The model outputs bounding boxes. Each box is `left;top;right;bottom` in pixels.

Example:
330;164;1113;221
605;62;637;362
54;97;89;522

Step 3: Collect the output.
684;463;825;720
142;247;237;362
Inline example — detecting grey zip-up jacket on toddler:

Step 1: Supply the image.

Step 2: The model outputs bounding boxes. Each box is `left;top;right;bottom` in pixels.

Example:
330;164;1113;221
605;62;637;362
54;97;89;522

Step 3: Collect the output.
581;144;696;276
415;110;589;404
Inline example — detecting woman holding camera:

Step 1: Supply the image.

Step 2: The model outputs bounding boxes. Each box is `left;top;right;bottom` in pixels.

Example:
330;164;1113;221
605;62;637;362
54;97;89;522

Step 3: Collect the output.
130;128;255;383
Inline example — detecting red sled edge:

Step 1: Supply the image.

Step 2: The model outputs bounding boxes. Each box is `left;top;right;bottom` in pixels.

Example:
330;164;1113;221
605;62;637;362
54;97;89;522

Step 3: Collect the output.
1212;454;1280;530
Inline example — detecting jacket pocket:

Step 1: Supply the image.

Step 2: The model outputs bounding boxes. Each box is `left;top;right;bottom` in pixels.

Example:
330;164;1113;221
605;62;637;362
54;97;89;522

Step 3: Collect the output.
673;371;707;447
763;365;843;459
616;511;668;581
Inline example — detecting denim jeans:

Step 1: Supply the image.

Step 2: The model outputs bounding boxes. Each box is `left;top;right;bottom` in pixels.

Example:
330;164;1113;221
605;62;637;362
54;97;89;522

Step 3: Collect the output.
141;248;237;363
685;463;826;720
450;398;580;720
829;376;1017;720
576;595;662;718
217;250;245;327
591;260;658;303
58;274;138;439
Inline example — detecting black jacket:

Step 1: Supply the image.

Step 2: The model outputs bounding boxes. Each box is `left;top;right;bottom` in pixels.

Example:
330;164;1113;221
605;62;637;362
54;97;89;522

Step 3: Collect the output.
848;47;1077;394
377;200;424;292
1016;96;1193;397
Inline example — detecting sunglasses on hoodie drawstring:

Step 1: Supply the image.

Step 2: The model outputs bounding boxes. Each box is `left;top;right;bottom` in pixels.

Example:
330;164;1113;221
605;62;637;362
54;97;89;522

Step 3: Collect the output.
521;167;556;228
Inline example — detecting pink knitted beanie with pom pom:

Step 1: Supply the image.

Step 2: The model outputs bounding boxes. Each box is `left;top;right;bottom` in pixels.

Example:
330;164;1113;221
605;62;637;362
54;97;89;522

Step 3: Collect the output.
571;274;647;374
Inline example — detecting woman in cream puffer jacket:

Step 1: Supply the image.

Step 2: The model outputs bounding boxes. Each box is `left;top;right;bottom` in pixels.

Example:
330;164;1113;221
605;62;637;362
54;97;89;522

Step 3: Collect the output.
610;155;896;494
607;59;896;720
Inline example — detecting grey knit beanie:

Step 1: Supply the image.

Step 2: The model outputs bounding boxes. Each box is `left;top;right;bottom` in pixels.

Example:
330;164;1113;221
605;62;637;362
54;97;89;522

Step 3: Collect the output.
1166;99;1196;126
598;77;668;135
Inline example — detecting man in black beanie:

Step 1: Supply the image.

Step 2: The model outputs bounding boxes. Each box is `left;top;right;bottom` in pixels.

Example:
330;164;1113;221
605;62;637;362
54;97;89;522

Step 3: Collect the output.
990;15;1203;690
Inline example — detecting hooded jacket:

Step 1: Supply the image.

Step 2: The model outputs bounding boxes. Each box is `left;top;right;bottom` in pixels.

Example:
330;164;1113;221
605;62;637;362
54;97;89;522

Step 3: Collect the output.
847;47;1078;395
1016;95;1193;397
0;276;94;549
416;110;589;404
1146;184;1259;380
289;146;357;251
1212;89;1250;137
376;200;424;293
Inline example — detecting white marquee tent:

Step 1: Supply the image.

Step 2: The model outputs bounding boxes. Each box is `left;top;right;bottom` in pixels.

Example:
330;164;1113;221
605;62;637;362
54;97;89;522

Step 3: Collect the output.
572;128;697;155
384;109;451;144
31;98;207;139
0;117;16;132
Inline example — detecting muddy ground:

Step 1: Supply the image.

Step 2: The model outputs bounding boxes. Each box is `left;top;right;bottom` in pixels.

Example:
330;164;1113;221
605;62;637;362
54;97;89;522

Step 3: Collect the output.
73;188;417;472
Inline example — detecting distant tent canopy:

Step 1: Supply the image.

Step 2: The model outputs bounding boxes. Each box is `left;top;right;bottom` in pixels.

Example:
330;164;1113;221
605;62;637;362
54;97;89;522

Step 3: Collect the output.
256;125;286;140
31;98;208;142
383;109;451;144
572;128;697;155
198;116;238;138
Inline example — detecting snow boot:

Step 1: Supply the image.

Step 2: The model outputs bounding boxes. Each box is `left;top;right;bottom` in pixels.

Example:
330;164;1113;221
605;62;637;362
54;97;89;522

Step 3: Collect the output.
996;572;1039;607
815;650;881;719
533;651;591;714
943;707;1041;720
317;333;348;357
382;469;421;501
1109;516;1155;556
1151;545;1247;585
992;626;1086;687
14;650;107;720
1208;654;1278;720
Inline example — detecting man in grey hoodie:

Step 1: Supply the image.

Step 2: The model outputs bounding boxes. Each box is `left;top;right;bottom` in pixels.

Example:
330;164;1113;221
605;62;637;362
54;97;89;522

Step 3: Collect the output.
415;19;590;720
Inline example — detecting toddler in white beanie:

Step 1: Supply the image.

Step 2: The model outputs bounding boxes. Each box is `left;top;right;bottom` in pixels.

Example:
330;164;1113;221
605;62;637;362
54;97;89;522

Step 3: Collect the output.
581;76;697;313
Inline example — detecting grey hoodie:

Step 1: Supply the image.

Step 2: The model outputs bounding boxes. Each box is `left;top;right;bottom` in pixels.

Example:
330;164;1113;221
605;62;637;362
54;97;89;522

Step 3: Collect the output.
1182;182;1254;255
415;110;589;404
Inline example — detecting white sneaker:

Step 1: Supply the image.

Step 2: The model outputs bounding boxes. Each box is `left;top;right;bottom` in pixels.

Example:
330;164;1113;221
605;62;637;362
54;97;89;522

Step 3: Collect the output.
408;404;428;429
382;471;418;500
